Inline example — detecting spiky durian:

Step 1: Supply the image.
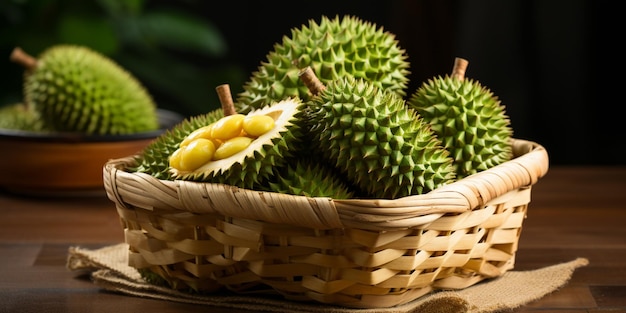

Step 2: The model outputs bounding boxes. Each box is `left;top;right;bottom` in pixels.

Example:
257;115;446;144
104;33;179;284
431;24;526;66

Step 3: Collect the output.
0;103;46;132
11;45;159;135
235;15;411;114
406;58;513;179
131;108;224;180
304;73;456;199
171;98;305;189
265;157;355;199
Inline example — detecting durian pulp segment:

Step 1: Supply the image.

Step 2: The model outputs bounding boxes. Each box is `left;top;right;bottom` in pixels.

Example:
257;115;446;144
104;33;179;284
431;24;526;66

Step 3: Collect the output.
171;99;300;178
131;108;224;180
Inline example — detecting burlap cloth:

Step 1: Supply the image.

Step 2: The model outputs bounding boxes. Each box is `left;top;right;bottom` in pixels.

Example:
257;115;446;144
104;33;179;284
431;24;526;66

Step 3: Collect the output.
67;244;588;313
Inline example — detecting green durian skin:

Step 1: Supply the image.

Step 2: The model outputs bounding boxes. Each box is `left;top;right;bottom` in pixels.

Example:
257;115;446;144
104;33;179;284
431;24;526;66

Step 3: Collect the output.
176;99;307;190
264;157;356;199
407;76;514;179
131;108;224;180
307;76;456;200
0;103;47;132
235;15;411;114
24;45;159;135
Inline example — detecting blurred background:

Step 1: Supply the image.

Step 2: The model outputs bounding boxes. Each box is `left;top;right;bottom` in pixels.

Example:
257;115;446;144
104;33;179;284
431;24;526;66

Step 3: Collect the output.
0;0;619;165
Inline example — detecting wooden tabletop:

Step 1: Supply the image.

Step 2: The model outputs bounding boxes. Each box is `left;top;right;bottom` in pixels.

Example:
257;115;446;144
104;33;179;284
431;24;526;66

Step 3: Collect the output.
1;166;625;312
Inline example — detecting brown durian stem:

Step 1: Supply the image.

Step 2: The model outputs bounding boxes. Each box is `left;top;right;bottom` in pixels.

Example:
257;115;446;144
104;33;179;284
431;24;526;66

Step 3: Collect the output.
451;57;468;81
10;47;38;71
299;66;326;96
215;84;236;116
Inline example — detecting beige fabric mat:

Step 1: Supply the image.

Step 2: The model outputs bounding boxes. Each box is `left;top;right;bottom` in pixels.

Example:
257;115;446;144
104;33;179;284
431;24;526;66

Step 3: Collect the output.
67;243;588;313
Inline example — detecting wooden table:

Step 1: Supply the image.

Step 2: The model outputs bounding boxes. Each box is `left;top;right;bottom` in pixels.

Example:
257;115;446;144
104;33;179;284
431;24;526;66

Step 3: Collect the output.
1;166;625;312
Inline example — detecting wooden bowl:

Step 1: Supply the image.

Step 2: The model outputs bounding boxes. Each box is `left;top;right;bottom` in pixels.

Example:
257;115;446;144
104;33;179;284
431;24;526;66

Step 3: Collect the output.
0;109;183;196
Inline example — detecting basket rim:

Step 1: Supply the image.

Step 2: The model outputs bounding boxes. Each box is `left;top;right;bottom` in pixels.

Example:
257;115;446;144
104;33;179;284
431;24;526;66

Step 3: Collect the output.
103;138;548;230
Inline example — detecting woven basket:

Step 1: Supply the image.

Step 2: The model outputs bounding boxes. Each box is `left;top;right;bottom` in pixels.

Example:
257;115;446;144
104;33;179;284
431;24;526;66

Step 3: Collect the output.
103;138;548;309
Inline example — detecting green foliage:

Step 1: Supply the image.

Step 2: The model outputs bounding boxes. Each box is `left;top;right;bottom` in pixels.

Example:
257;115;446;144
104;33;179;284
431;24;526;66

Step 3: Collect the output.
0;0;246;117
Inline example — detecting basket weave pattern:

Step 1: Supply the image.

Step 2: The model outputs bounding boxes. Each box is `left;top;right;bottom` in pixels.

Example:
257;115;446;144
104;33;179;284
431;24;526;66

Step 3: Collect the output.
103;138;549;308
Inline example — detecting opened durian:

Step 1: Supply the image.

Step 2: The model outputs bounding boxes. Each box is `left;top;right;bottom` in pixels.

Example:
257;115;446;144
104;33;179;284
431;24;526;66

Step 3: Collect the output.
235;15;411;114
169;86;306;189
300;67;456;199
264;157;355;199
406;58;513;178
10;45;159;135
132;108;225;180
0;102;46;132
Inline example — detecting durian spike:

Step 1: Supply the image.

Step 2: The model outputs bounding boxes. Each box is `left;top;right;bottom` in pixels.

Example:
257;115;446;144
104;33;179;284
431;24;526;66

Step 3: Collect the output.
451;57;469;81
298;66;326;96
215;84;236;116
10;47;38;71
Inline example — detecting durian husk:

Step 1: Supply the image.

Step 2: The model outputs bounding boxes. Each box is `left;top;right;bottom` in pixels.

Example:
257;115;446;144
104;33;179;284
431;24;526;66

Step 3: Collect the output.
264;157;356;199
303;72;456;199
171;98;306;190
12;45;159;135
407;57;514;179
0;102;46;132
235;15;411;114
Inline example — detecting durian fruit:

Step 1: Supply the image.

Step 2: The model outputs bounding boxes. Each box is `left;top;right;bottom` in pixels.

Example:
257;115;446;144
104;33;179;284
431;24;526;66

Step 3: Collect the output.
131;108;225;180
0;102;46;132
264;157;355;199
169;85;306;190
300;68;456;199
10;45;159;135
235;15;411;114
406;58;513;179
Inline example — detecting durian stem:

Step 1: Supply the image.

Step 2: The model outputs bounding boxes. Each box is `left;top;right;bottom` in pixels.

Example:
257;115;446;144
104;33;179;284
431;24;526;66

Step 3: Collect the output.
10;47;38;71
451;57;469;81
299;66;326;96
215;84;236;116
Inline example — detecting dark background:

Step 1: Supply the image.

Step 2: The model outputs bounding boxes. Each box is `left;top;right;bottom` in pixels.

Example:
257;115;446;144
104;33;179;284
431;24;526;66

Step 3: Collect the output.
1;0;620;165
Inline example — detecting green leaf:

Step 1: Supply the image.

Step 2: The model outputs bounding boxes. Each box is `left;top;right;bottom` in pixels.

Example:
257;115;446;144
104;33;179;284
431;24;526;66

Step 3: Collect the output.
96;0;145;17
57;14;119;55
133;10;228;57
114;51;246;116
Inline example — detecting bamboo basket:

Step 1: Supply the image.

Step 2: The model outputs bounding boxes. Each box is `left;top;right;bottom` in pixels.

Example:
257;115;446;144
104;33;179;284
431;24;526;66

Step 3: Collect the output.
103;138;548;309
